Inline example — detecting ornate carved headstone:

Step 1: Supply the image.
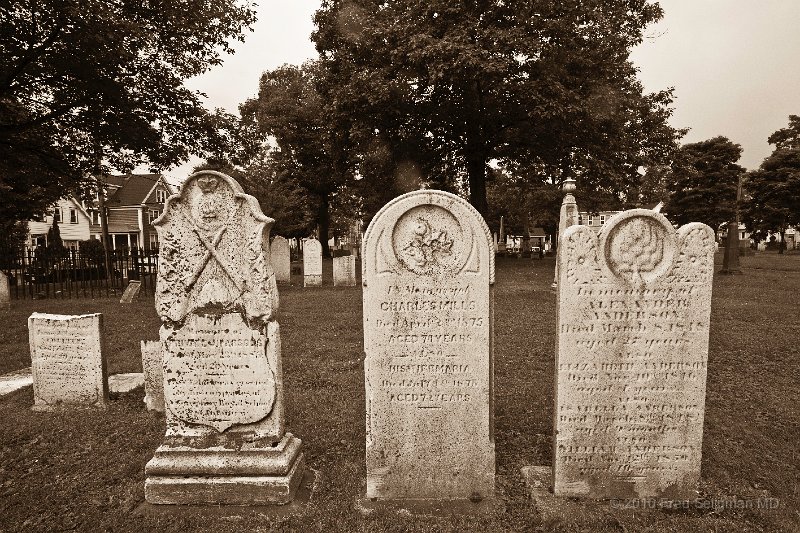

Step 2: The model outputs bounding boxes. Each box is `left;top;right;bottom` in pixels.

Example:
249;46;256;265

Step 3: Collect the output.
144;171;305;505
362;190;495;505
554;209;715;499
29;313;107;410
333;255;356;287
303;238;322;287
140;340;164;412
271;236;291;283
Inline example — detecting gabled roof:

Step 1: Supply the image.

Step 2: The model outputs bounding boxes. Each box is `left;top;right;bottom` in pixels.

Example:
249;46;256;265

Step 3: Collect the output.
530;227;546;237
105;174;166;206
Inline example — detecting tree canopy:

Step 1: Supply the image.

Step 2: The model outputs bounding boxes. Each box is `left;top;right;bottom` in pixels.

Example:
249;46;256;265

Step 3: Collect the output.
312;0;683;218
664;136;744;231
0;0;256;226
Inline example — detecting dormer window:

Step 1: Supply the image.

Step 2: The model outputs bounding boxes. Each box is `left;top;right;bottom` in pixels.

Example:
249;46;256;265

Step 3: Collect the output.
156;188;167;203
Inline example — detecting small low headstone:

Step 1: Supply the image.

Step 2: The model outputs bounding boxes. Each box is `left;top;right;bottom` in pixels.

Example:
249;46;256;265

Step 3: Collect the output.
362;189;495;505
271;236;291;283
554;209;715;499
29;313;108;410
333;255;356;287
0;271;9;308
120;280;142;303
141;340;164;412
144;171;305;505
303;238;322;287
109;372;144;393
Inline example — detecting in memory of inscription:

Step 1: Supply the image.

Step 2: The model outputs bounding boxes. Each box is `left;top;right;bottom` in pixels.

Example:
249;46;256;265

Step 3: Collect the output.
554;209;715;499
29;313;108;410
363;189;495;503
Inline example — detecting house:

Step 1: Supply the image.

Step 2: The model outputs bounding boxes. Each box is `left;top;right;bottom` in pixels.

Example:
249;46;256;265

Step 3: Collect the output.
89;174;174;250
577;202;664;235
26;197;93;250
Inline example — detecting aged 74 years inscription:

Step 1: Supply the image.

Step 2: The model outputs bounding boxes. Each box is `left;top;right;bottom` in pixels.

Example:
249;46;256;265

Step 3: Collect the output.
554;209;715;499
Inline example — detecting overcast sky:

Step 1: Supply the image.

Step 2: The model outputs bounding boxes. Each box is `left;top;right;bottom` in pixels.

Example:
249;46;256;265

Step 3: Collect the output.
166;0;800;181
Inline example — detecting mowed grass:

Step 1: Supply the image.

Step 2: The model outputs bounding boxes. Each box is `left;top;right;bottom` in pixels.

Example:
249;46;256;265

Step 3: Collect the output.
0;253;798;532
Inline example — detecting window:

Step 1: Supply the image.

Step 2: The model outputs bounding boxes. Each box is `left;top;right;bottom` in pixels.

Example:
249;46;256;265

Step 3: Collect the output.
69;208;78;224
600;215;606;225
149;233;159;249
148;210;160;224
587;215;593;226
92;210;102;225
53;208;62;223
156;188;167;203
578;215;583;225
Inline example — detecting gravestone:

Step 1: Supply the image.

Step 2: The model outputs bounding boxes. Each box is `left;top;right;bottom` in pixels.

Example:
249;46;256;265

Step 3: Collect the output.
553;178;578;288
120;280;141;303
362;189;495;505
271;236;291;283
554;209;715;499
333;255;356;287
0;271;9;308
303;238;322;287
144;170;305;505
29;313;108;410
141;340;164;412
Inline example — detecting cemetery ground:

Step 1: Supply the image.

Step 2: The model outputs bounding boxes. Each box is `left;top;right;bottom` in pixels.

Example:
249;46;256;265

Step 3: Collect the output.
0;254;798;532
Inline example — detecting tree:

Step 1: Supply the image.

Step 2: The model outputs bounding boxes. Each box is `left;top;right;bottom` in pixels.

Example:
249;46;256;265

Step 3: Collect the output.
312;0;683;218
45;216;66;260
743;117;800;253
0;0;256;223
664;137;744;231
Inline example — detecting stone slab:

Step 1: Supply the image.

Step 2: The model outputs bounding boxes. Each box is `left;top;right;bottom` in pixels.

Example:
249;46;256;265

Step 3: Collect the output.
0;271;9;308
29;312;108;410
271;236;291;283
120;280;142;303
0;368;32;396
362;190;495;503
109;372;144;393
333;255;356;287
554;210;715;499
141;340;164;412
303;239;322;287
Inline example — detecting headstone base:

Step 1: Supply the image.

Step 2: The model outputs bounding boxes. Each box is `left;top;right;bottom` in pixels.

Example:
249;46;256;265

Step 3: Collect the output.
521;465;598;523
145;433;305;505
303;275;322;287
356;495;499;517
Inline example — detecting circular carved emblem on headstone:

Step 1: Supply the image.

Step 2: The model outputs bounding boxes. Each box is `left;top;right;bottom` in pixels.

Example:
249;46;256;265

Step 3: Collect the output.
392;205;465;275
601;211;676;285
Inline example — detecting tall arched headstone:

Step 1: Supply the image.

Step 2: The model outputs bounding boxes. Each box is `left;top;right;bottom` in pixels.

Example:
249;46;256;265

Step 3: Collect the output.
554;209;715;499
303;238;322;287
271;236;291;283
362;190;495;505
144;171;305;505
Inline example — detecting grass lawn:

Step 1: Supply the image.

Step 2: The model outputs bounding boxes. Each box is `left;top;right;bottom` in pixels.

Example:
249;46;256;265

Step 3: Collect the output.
0;253;798;532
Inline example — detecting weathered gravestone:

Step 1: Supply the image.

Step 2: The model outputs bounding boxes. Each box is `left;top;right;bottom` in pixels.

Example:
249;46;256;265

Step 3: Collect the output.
144;171;305;505
141;340;164;412
333;255;356;287
271;236;291;284
0;271;9;308
554;209;715;499
362;190;495;506
120;280;141;303
303;238;322;287
29;313;108;410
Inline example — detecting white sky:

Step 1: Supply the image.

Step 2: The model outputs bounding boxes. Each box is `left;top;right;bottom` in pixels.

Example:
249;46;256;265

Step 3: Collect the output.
164;0;800;182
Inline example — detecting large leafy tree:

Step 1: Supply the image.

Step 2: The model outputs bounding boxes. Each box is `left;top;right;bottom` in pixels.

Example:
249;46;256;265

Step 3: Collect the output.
0;0;256;227
312;0;682;218
743;116;800;253
664;137;744;231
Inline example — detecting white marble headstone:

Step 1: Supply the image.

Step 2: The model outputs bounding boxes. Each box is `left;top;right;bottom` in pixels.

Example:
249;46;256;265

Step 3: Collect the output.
303;238;322;287
333;255;356;287
141;340;164;412
271;236;291;284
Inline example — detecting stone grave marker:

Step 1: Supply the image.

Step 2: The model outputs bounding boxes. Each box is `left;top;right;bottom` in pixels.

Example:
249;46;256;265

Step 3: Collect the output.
271;236;291;283
554;209;715;499
303;238;322;287
333;255;356;287
144;170;305;505
0;271;9;308
29;313;108;410
141;340;164;412
362;189;495;505
120;280;141;303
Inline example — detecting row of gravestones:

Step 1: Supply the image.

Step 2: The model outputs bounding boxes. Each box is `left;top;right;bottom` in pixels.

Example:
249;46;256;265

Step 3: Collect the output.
271;236;357;287
25;171;715;508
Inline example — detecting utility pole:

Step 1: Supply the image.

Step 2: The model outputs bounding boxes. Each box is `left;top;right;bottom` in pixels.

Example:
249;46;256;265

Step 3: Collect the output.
720;174;744;275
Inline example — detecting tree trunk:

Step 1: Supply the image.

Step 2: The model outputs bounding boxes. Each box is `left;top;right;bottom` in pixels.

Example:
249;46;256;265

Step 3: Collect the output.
317;193;331;258
465;79;489;219
779;229;786;254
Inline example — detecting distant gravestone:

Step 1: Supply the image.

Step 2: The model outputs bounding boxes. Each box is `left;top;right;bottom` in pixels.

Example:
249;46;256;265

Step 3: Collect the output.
0;271;9;308
554;209;715;499
144;171;305;505
333;255;356;287
120;280;141;303
303;238;322;287
362;190;495;505
29;313;108;410
141;340;164;412
271;236;291;283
